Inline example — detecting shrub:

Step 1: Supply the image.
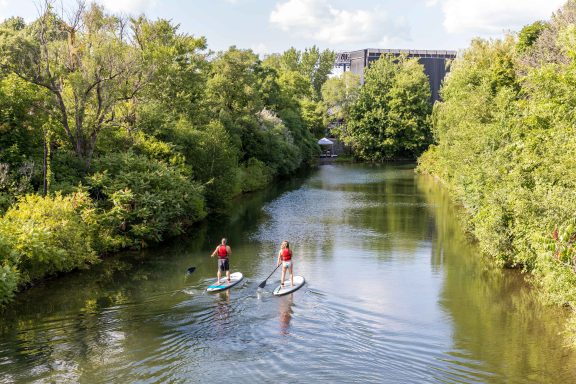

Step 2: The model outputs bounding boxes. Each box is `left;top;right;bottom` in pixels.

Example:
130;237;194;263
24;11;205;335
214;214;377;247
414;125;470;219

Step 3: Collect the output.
88;152;206;250
0;192;98;284
239;157;272;192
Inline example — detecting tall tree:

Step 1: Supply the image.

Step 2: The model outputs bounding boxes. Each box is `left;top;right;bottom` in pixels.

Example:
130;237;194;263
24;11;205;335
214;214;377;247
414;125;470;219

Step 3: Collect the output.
264;46;336;99
345;55;432;160
133;16;208;124
0;3;156;169
205;46;264;150
321;71;361;124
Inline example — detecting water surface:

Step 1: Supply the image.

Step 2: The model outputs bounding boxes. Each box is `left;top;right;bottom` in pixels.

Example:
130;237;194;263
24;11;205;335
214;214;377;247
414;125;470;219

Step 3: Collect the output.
1;163;575;383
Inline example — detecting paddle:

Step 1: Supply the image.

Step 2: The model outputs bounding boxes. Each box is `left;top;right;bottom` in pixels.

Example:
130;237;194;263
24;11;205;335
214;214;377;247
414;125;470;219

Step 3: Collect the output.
258;264;281;289
186;266;196;274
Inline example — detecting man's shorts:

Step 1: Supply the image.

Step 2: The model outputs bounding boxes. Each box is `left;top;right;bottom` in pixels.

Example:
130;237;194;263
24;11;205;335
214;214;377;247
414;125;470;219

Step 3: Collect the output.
218;258;230;272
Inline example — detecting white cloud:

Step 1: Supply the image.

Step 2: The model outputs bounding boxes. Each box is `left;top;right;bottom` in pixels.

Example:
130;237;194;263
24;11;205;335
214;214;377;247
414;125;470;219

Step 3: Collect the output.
440;0;566;34
425;0;439;7
96;0;156;14
269;0;409;45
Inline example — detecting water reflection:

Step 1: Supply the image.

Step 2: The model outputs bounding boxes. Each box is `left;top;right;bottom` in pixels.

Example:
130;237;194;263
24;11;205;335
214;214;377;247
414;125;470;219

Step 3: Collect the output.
214;290;231;322
417;174;576;383
278;295;294;336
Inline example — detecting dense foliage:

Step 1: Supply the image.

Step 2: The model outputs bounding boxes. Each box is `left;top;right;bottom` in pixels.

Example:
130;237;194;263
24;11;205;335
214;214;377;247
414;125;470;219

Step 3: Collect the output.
343;55;432;161
0;192;98;303
418;0;576;340
321;71;361;132
0;4;332;304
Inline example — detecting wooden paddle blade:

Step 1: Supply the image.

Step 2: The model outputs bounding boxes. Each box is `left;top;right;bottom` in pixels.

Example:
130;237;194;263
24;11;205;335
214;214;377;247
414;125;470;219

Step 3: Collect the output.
187;267;196;274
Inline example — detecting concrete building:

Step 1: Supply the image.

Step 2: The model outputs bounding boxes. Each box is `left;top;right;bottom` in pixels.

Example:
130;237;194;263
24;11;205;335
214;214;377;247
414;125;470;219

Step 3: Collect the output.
336;49;457;102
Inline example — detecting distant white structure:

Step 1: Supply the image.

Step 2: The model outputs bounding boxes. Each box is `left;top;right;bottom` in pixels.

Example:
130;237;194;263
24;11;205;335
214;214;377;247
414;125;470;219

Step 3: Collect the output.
317;137;334;145
318;137;336;158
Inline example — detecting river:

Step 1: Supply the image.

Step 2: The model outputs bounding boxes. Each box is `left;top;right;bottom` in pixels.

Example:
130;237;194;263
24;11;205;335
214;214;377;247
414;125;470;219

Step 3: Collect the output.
1;163;575;383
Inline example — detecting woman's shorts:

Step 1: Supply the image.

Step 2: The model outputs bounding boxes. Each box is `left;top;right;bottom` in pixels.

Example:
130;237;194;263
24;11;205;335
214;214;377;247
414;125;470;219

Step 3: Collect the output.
282;261;292;268
218;258;230;272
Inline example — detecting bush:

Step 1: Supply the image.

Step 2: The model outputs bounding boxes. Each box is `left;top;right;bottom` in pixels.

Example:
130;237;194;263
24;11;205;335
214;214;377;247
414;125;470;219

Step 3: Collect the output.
0;192;98;284
88;152;206;250
239;157;272;192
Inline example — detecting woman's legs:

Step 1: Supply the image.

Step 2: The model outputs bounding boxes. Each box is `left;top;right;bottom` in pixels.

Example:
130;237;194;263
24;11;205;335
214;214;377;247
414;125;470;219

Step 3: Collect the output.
280;265;287;286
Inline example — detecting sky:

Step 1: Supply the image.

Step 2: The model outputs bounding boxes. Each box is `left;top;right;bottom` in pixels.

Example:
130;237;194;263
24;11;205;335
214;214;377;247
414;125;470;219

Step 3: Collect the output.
0;0;568;54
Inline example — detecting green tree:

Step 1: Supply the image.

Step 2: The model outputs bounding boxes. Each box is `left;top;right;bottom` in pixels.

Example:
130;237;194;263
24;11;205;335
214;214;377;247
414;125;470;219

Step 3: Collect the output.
206;47;317;182
0;4;166;169
0;75;52;208
321;71;361;126
205;47;263;148
346;55;432;160
133;17;209;125
517;20;548;53
264;46;336;99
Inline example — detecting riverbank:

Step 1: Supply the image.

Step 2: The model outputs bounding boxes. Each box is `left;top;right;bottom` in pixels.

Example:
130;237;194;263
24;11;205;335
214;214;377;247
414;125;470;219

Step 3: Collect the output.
0;160;318;307
417;2;576;345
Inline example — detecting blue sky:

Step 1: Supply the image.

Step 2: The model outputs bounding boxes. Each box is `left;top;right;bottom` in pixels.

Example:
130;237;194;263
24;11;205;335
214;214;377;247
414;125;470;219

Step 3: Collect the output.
0;0;567;54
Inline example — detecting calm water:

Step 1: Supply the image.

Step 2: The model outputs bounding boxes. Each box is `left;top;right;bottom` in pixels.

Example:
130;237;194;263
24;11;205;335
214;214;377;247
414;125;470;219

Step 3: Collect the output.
1;163;575;383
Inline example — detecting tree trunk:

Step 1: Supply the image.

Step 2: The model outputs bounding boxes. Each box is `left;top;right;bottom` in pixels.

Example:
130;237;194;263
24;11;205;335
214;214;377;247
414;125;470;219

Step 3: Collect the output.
42;133;48;196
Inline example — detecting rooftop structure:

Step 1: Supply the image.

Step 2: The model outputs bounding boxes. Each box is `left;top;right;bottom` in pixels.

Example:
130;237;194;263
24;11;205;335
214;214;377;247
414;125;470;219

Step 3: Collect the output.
336;48;458;102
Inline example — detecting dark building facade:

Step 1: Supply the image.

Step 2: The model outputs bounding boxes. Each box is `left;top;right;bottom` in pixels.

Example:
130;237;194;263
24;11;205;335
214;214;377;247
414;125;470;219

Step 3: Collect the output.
338;49;457;102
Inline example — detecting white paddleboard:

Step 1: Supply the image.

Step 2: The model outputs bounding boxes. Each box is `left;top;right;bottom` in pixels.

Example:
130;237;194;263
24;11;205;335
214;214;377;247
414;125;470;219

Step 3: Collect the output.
207;272;243;292
273;275;305;296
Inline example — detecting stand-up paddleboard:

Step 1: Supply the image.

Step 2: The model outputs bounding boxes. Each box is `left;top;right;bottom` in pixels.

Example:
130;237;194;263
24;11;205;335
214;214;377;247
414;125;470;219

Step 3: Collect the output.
273;276;305;296
207;272;243;292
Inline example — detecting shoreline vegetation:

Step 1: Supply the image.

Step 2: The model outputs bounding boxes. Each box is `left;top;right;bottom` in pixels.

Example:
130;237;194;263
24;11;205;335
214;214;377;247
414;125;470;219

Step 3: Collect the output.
418;0;576;345
0;2;339;305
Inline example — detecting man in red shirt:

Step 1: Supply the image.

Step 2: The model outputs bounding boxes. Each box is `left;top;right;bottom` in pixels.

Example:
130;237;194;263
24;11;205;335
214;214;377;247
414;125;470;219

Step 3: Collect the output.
211;238;232;284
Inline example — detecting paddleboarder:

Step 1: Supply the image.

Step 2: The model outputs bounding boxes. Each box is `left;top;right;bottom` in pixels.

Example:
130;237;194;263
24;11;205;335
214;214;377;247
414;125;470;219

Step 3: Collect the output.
277;240;294;287
211;238;232;284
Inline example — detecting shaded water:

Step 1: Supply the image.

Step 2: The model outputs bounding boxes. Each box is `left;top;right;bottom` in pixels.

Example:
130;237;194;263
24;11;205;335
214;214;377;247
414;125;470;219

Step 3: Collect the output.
1;163;575;383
